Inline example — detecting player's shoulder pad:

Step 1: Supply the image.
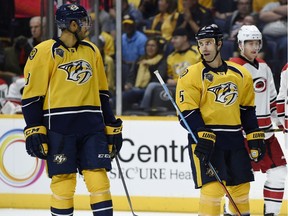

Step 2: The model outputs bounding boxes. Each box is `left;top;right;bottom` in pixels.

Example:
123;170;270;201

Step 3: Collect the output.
256;58;267;64
226;60;252;79
28;39;55;61
179;62;200;80
229;57;246;66
81;39;100;53
281;63;288;72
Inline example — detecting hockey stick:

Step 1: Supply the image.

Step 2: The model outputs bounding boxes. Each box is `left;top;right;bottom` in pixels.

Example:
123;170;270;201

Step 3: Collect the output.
264;128;284;133
154;70;242;216
115;155;138;216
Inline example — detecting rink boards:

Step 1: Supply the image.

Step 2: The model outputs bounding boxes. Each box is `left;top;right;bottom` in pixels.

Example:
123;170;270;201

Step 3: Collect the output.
0;115;287;214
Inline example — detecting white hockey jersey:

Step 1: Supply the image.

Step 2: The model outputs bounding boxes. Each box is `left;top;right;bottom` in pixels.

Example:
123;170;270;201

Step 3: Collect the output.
276;64;288;146
230;57;280;139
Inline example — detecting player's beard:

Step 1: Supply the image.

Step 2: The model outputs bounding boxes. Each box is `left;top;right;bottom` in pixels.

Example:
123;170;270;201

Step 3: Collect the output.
77;30;89;41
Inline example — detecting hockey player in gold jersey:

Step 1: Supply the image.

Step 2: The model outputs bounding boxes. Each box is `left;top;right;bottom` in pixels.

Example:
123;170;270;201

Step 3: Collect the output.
22;4;122;216
176;24;265;215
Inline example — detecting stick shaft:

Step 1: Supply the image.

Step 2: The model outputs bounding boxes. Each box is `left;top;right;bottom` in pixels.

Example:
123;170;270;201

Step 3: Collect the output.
264;128;284;133
115;155;138;216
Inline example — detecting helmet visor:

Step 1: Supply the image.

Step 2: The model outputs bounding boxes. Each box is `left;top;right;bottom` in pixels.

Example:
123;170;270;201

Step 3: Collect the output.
80;16;92;29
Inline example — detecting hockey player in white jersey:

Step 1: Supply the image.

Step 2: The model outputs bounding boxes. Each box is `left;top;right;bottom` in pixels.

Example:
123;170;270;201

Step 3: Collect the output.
276;63;288;148
229;25;287;215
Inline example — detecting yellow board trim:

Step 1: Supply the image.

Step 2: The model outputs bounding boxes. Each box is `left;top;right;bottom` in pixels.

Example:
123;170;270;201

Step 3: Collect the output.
0;194;287;214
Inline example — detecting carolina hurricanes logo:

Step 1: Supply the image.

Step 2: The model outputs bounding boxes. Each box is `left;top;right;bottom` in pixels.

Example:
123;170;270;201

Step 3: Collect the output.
208;82;238;106
59;60;92;84
253;77;267;93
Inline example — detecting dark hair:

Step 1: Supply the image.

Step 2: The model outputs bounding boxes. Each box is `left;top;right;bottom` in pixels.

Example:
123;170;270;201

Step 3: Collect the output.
146;36;166;55
166;0;178;14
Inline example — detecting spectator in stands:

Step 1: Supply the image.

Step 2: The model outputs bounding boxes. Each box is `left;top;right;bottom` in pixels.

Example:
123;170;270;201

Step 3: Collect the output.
138;0;159;29
232;14;269;60
166;28;201;85
26;16;46;53
100;30;115;57
140;28;201;111
213;0;237;21
108;0;144;36
97;36;115;95
122;0;144;30
2;35;29;84
122;36;166;111
122;14;147;85
259;0;287;67
178;0;213;12
138;0;158;20
149;0;180;41
223;0;254;41
253;0;278;13
90;25;115;58
90;5;116;39
178;0;214;43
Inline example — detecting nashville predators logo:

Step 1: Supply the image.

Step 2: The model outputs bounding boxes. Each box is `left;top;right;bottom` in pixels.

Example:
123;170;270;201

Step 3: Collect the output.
53;154;67;164
208;82;238;106
59;60;92;84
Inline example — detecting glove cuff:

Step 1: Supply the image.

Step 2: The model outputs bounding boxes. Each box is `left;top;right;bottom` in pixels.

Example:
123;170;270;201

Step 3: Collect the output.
105;118;123;135
246;130;264;141
105;125;123;134
24;125;47;138
197;130;216;143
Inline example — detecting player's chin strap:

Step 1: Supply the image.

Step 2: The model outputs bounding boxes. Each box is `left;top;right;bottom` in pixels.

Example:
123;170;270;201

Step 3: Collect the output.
66;24;82;42
73;27;82;42
205;50;220;63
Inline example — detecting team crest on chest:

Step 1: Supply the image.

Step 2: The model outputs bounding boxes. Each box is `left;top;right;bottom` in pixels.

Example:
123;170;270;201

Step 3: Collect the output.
204;73;214;82
59;60;92;84
253;77;267;93
55;48;64;57
208;82;238;106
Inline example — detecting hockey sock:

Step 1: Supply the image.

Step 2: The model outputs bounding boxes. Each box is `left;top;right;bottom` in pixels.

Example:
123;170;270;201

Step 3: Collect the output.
264;165;287;215
82;169;113;216
199;182;224;215
50;173;76;216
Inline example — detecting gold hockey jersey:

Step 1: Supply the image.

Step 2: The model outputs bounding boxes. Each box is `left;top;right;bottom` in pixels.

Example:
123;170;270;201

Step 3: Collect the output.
22;38;112;134
176;60;259;149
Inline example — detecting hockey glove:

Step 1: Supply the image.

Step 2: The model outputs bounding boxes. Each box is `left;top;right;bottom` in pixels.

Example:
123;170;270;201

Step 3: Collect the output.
105;118;123;159
246;129;265;162
24;125;48;159
194;128;216;164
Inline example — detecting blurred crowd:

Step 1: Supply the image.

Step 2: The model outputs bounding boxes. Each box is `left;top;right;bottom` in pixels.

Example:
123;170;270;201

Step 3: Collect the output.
0;0;287;115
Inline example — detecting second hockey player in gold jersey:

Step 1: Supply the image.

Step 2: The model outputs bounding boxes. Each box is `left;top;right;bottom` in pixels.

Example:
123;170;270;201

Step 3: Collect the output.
176;24;265;215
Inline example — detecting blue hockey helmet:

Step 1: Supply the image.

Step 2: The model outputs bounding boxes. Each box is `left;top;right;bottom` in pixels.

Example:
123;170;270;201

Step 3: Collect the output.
56;4;91;30
195;24;223;42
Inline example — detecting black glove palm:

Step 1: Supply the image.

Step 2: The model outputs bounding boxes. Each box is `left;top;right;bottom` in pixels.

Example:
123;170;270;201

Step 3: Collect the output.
247;129;265;162
24;125;48;159
105;118;123;159
194;128;216;164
